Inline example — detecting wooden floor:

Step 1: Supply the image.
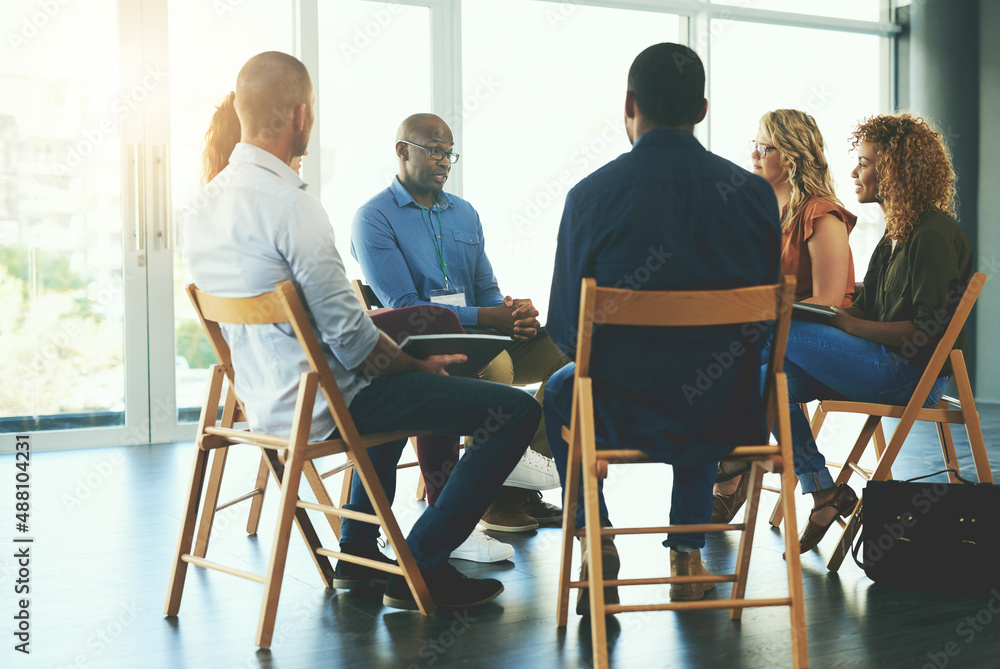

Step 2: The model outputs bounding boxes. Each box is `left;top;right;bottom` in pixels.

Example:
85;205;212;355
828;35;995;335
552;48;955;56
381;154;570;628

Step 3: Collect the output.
3;404;1000;669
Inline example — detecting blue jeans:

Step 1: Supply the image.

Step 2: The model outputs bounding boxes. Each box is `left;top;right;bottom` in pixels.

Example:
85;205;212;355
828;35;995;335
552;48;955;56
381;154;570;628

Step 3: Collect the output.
339;372;540;568
776;321;947;493
543;363;716;550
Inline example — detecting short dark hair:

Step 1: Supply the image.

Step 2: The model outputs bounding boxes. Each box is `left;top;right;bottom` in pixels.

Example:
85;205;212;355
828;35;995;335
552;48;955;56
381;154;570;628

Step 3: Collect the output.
627;43;705;128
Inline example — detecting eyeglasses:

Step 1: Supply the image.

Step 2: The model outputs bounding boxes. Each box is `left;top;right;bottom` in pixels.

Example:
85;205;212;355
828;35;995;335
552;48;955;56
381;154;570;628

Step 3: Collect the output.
749;140;778;158
400;140;460;164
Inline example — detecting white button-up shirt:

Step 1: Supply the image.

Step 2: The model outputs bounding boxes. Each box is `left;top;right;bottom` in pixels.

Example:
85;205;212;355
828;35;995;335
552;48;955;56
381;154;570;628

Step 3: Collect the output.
183;143;379;440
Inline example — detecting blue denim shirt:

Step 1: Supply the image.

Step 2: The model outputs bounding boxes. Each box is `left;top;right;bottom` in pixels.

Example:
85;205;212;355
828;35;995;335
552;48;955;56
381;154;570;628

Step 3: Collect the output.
351;177;504;327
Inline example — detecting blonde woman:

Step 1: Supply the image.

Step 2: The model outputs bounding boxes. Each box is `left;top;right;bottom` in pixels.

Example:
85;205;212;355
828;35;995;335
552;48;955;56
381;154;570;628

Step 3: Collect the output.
713;109;857;523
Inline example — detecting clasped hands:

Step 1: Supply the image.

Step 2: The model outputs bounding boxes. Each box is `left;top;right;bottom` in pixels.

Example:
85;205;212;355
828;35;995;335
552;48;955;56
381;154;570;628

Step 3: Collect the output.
479;296;540;341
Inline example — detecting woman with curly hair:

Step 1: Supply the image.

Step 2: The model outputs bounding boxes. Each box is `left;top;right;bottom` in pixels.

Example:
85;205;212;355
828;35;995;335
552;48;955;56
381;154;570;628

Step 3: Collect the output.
713;110;859;523
774;112;974;553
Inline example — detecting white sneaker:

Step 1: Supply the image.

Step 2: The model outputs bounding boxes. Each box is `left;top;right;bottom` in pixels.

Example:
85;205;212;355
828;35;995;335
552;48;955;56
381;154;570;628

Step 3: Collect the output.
504;448;560;491
449;530;515;563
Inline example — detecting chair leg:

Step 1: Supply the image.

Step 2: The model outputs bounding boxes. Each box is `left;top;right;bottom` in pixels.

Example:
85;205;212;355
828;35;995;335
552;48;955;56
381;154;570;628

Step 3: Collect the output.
411;439;427;501
193;446;229;558
730;464;765;619
775;376;808;668
834;415;882;485
302;461;341;539
951;351;994;484
872;423;892;481
261;449;335;589
164;448;211;616
576;379;609;669
246;453;270;534
556;421;584;627
339;460;353;509
934;404;961;483
825;502;862;573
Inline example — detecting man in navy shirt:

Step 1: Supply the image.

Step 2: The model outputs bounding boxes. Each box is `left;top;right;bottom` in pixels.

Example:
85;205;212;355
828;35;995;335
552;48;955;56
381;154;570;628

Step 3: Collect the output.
352;114;570;538
544;43;781;610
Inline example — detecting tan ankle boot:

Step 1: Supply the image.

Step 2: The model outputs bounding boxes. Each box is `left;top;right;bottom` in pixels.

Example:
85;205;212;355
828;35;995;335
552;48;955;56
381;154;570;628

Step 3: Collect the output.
670;549;715;601
576;535;620;615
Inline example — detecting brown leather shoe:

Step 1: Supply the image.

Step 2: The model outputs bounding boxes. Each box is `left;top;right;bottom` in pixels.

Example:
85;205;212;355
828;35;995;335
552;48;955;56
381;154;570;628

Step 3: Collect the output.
478;486;539;532
798;483;859;553
576;534;620;615
710;473;749;524
521;490;563;524
670;549;715;601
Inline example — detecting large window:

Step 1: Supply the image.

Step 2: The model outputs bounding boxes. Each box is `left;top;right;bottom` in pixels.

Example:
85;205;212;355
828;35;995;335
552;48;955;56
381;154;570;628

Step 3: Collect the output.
461;1;682;317
2;0;898;448
709;19;885;280
317;1;433;278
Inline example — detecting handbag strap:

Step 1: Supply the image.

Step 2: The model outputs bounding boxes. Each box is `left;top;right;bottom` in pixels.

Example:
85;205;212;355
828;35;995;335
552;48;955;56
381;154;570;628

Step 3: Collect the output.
903;469;977;485
851;510;866;571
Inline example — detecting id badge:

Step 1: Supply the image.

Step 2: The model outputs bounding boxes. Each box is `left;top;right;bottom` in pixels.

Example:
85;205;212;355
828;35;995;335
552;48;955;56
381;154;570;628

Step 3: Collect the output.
429;287;466;307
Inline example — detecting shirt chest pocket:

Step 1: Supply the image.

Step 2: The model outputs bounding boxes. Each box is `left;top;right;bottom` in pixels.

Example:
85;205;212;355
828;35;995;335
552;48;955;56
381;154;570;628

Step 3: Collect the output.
452;231;479;247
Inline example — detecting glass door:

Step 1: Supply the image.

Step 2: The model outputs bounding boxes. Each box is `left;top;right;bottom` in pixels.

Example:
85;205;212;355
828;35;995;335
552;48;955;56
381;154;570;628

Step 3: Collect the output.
0;0;152;449
157;0;297;442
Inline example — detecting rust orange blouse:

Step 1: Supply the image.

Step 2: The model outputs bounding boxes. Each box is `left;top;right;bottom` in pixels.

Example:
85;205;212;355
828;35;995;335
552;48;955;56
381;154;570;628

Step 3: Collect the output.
780;196;857;307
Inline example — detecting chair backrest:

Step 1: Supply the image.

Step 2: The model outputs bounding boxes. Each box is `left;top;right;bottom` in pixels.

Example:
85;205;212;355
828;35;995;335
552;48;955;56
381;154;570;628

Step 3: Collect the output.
186;281;365;445
351;279;383;310
890;271;986;408
573;276;797;381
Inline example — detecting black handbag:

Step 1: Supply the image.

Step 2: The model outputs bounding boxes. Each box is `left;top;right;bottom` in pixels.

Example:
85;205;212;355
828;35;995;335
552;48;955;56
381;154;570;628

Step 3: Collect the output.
852;469;1000;591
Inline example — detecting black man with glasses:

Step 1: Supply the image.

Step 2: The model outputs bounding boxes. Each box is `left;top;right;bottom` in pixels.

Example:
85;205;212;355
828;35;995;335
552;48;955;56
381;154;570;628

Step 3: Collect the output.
351;113;570;549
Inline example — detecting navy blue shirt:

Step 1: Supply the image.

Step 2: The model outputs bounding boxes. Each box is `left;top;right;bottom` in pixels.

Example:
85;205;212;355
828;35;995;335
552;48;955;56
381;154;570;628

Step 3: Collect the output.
547;129;781;462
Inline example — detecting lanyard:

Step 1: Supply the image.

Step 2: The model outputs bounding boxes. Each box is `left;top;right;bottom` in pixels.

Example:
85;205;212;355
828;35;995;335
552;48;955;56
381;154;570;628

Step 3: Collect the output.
421;205;450;291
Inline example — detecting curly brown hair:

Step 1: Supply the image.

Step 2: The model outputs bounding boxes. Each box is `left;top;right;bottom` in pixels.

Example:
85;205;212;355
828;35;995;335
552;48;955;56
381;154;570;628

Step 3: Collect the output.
201;92;241;185
850;113;956;242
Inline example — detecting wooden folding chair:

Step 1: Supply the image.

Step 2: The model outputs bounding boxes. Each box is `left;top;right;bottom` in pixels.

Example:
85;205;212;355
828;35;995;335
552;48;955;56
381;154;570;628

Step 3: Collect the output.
765;404;888;528
806;272;992;572
352;278;384;310
556;276;807;669
349;278;428;501
165;281;435;648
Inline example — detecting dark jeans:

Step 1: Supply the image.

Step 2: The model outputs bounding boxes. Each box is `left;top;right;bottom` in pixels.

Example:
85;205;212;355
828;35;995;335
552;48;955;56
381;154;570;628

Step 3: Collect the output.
339;371;540;568
369;305;466;506
543;363;715;550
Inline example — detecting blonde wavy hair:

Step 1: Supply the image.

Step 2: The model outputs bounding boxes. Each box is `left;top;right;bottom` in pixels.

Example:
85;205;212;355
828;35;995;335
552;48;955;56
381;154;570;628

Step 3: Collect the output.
851;113;956;243
759;109;844;234
201;92;242;185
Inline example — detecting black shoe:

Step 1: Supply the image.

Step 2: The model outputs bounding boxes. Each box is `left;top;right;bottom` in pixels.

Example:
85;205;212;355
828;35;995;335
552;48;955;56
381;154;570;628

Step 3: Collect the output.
333;543;397;590
382;561;504;610
522;489;564;525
